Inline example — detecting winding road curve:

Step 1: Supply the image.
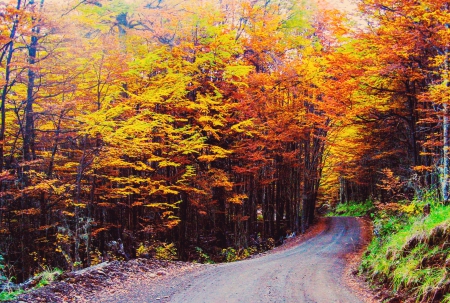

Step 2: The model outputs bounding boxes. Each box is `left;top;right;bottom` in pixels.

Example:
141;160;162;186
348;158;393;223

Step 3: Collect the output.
96;217;365;303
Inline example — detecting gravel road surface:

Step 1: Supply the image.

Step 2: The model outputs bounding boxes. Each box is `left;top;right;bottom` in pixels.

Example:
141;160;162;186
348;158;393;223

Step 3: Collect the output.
93;217;365;303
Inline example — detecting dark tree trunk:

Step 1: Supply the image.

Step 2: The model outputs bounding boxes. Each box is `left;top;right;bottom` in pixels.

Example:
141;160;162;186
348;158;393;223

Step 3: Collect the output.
0;0;22;173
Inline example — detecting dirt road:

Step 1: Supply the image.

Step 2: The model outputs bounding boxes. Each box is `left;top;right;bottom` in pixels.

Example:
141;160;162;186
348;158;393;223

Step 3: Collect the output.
93;217;366;303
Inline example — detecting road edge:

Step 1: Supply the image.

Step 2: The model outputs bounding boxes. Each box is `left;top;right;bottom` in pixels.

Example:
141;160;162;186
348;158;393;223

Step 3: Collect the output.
344;216;378;303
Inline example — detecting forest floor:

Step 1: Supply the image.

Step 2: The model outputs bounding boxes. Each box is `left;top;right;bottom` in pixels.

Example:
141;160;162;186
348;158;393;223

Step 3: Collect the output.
11;217;376;303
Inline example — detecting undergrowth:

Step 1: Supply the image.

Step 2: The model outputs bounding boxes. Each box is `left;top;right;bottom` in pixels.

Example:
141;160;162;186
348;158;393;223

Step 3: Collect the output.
360;191;450;302
0;267;61;302
0;289;24;301
327;200;375;217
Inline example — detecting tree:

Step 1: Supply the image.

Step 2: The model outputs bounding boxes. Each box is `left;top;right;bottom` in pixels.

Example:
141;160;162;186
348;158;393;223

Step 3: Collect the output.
0;0;364;280
319;0;450;205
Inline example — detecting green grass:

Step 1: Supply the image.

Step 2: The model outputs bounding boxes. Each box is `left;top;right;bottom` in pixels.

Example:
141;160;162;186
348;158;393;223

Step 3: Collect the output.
443;293;450;303
361;197;450;302
0;267;62;301
35;267;62;288
0;289;24;301
327;200;375;217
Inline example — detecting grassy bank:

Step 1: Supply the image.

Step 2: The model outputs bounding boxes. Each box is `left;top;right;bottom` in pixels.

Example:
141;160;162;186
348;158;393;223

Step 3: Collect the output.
358;194;450;302
328;195;449;302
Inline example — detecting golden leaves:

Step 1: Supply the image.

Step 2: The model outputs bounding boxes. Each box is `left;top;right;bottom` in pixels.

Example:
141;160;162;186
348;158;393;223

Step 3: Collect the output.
227;194;248;205
13;208;41;216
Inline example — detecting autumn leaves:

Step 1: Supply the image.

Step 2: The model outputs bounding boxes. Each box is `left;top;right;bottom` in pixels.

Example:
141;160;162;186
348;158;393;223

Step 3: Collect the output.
0;0;448;282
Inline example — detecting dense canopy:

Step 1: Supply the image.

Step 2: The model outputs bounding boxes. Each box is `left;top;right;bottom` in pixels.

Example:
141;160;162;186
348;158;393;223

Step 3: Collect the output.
0;0;448;282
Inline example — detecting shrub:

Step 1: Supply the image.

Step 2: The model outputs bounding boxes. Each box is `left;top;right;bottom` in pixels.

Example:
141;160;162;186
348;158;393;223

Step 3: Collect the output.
155;243;177;260
0;289;24;301
328;200;375;217
195;247;214;264
221;246;259;262
136;242;150;257
221;247;238;262
35;267;63;288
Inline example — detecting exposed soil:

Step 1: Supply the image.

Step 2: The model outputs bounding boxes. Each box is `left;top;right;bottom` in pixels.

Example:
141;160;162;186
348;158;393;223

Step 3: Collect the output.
11;217;375;303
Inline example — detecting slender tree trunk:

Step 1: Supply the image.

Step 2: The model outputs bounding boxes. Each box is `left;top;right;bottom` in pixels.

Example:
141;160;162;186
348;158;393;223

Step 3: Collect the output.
301;193;309;234
301;137;310;234
275;156;282;238
263;183;269;237
339;176;347;204
74;134;88;269
269;182;275;236
24;0;45;165
86;175;96;267
0;0;22;173
441;21;449;203
443;103;449;202
247;175;255;238
178;191;188;259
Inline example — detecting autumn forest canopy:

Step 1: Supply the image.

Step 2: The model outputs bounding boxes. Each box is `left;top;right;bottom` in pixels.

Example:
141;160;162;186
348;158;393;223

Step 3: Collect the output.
0;0;449;282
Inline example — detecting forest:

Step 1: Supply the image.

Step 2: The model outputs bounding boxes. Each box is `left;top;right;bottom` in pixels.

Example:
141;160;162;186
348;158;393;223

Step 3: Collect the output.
0;0;448;287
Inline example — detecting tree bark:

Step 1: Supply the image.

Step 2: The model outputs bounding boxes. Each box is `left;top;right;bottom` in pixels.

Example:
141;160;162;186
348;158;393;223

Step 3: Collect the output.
441;21;449;203
0;0;22;173
24;0;45;165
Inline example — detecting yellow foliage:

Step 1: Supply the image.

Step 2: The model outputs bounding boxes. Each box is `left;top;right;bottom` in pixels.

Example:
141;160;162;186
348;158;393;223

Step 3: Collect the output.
209;169;233;190
400;204;420;216
227;194;248;205
136;243;149;257
13;208;40;216
197;154;217;162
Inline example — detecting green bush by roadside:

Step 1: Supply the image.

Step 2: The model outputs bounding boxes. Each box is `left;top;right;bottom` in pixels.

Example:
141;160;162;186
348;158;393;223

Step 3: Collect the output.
327;200;375;217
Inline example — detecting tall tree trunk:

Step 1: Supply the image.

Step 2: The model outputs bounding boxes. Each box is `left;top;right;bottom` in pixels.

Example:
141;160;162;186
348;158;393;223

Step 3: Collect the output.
74;134;88;269
0;0;22;173
301;137;311;234
441;21;449;203
275;156;282;238
178;191;188;259
24;0;45;165
443;103;449;202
